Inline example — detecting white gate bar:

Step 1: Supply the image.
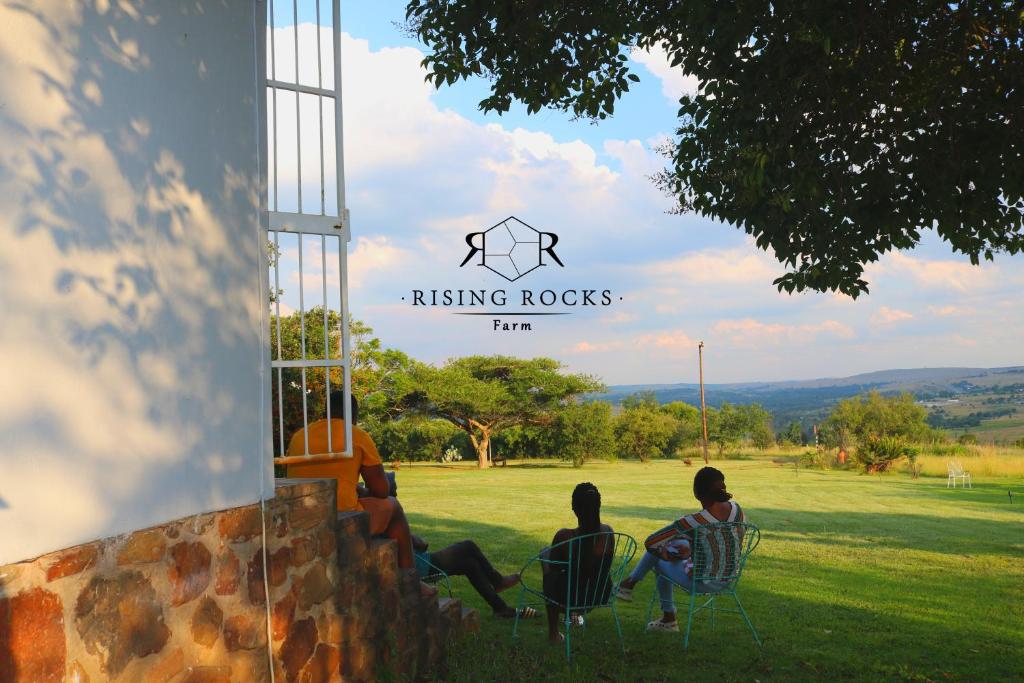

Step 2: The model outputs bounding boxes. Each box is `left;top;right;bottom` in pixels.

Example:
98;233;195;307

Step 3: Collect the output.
269;210;348;236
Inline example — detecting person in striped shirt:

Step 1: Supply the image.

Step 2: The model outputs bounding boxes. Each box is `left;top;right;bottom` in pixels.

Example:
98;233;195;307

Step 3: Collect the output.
615;466;744;632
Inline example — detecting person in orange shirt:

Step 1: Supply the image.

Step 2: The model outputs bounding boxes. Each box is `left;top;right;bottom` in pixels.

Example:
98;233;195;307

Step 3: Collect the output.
286;392;416;571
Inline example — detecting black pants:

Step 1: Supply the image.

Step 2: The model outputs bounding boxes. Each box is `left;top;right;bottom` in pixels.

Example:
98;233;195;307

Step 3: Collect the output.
428;540;509;613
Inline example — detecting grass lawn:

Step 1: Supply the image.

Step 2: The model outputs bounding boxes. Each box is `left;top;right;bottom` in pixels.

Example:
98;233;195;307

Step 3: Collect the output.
396;460;1024;682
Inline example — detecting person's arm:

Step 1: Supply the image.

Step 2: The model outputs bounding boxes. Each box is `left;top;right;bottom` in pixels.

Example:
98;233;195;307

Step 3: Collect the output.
644;519;690;560
356;429;390;498
546;528;573;563
359;463;391;498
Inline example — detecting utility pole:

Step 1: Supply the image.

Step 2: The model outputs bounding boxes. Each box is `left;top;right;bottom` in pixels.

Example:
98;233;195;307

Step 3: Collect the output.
698;341;709;464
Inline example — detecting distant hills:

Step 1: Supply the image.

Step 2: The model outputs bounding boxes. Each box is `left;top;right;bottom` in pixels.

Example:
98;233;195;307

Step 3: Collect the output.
597;366;1024;430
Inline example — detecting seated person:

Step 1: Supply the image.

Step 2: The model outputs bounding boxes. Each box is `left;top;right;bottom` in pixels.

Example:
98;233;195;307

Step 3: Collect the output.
541;482;614;644
615;466;744;632
411;536;537;619
285;392;418;574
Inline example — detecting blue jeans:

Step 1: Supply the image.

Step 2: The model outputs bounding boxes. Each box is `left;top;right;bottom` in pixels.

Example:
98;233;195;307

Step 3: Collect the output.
628;552;726;614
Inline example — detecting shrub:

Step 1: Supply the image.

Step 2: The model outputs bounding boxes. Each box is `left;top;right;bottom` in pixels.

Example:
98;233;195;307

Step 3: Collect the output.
855;436;919;473
958;433;979;445
439;446;461;463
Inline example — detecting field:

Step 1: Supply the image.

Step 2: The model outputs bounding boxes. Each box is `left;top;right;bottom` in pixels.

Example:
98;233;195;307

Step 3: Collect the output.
397;460;1024;682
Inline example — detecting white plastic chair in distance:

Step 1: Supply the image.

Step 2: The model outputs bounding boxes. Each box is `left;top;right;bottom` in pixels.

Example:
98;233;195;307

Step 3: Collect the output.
947;460;972;488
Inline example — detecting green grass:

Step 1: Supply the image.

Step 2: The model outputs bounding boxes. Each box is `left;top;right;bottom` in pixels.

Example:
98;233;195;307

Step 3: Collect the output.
396;460;1024;682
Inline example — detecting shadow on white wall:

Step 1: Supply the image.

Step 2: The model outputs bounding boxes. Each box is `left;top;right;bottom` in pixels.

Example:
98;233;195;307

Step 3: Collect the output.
0;0;268;564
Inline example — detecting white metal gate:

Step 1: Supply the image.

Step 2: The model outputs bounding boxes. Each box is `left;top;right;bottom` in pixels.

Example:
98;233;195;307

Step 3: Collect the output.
263;0;351;461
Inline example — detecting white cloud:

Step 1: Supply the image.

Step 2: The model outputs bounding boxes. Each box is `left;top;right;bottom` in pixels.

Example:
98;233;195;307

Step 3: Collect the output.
928;305;963;317
646;246;778;285
630;43;699;104
712;318;855;347
874;252;998;292
871;306;914;325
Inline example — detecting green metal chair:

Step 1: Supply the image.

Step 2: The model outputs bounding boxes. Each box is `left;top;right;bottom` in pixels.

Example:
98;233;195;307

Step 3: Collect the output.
414;550;452;598
512;531;638;662
644;521;761;649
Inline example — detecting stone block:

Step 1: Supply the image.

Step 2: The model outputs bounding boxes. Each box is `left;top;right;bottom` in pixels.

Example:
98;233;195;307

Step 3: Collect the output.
117;529;166;566
340;639;376;683
140;647;184;683
0;587;66;682
169;541;212;606
215;548;241;596
191;596;223;648
290;536;316;568
272;589;297;642
315;526;337;560
179;666;232;683
297;564;334;611
45;543;98;582
74;572;170;677
289;496;330;531
281;617;318;682
334;511;369;541
229;649;270;683
218;506;263;542
269;546;292;587
224;613;266;651
298;643;342;683
246;547;267;606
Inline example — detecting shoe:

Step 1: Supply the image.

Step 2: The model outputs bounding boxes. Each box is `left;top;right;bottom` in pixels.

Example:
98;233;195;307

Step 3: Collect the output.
615;585;634;602
571;613;585;627
645;619;679;632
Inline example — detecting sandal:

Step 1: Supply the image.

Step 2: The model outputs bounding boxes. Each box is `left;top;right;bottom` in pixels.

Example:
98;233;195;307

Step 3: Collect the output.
615;585;634;602
645;619;679;632
570;613;585;627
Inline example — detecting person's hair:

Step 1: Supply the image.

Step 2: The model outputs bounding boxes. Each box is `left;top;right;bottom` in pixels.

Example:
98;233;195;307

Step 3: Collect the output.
693;466;732;503
571;482;602;532
328;391;358;425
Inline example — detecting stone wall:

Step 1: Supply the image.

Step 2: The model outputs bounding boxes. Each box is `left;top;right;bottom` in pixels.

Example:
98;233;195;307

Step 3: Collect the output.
0;479;475;682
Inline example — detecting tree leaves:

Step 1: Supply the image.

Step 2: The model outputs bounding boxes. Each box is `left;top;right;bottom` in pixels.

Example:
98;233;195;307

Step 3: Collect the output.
405;0;1024;295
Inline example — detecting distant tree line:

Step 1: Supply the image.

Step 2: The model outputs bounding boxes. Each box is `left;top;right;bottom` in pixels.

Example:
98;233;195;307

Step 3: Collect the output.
273;311;992;473
270;312;783;468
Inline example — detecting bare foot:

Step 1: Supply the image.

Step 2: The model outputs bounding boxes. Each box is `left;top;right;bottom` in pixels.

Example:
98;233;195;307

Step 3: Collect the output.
548;632;565;644
496;573;520;593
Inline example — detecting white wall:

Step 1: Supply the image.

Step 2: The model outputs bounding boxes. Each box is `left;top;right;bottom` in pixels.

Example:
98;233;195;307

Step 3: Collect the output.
0;0;272;565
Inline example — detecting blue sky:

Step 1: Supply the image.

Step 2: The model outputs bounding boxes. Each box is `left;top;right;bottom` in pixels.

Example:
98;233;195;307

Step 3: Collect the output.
271;3;1024;385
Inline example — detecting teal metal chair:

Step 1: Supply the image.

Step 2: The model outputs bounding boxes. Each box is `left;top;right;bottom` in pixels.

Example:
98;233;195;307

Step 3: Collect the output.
645;521;761;649
512;531;638;662
414;550;452;598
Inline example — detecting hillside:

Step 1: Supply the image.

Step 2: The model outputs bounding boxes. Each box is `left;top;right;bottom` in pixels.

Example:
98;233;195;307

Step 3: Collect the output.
597;366;1024;441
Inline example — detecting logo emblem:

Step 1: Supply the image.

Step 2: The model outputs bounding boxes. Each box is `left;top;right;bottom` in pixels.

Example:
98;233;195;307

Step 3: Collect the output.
460;217;563;282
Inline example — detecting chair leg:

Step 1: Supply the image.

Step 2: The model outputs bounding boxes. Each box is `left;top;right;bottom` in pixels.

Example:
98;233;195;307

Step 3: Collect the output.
564;610;572;663
512;587;524;639
645;587;657;631
611;600;626;655
683;588;697;649
733;592;762;648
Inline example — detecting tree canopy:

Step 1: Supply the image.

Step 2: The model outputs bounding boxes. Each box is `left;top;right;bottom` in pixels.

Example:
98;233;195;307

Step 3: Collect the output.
405;1;1023;296
400;355;603;467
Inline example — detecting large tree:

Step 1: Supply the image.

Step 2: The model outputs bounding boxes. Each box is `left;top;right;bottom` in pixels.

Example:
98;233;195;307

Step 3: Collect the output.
406;1;1023;296
401;356;603;468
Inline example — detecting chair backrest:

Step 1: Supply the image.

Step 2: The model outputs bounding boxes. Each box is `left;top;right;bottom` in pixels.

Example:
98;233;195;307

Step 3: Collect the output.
948;461;963;476
687;522;760;584
521;532;638;611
